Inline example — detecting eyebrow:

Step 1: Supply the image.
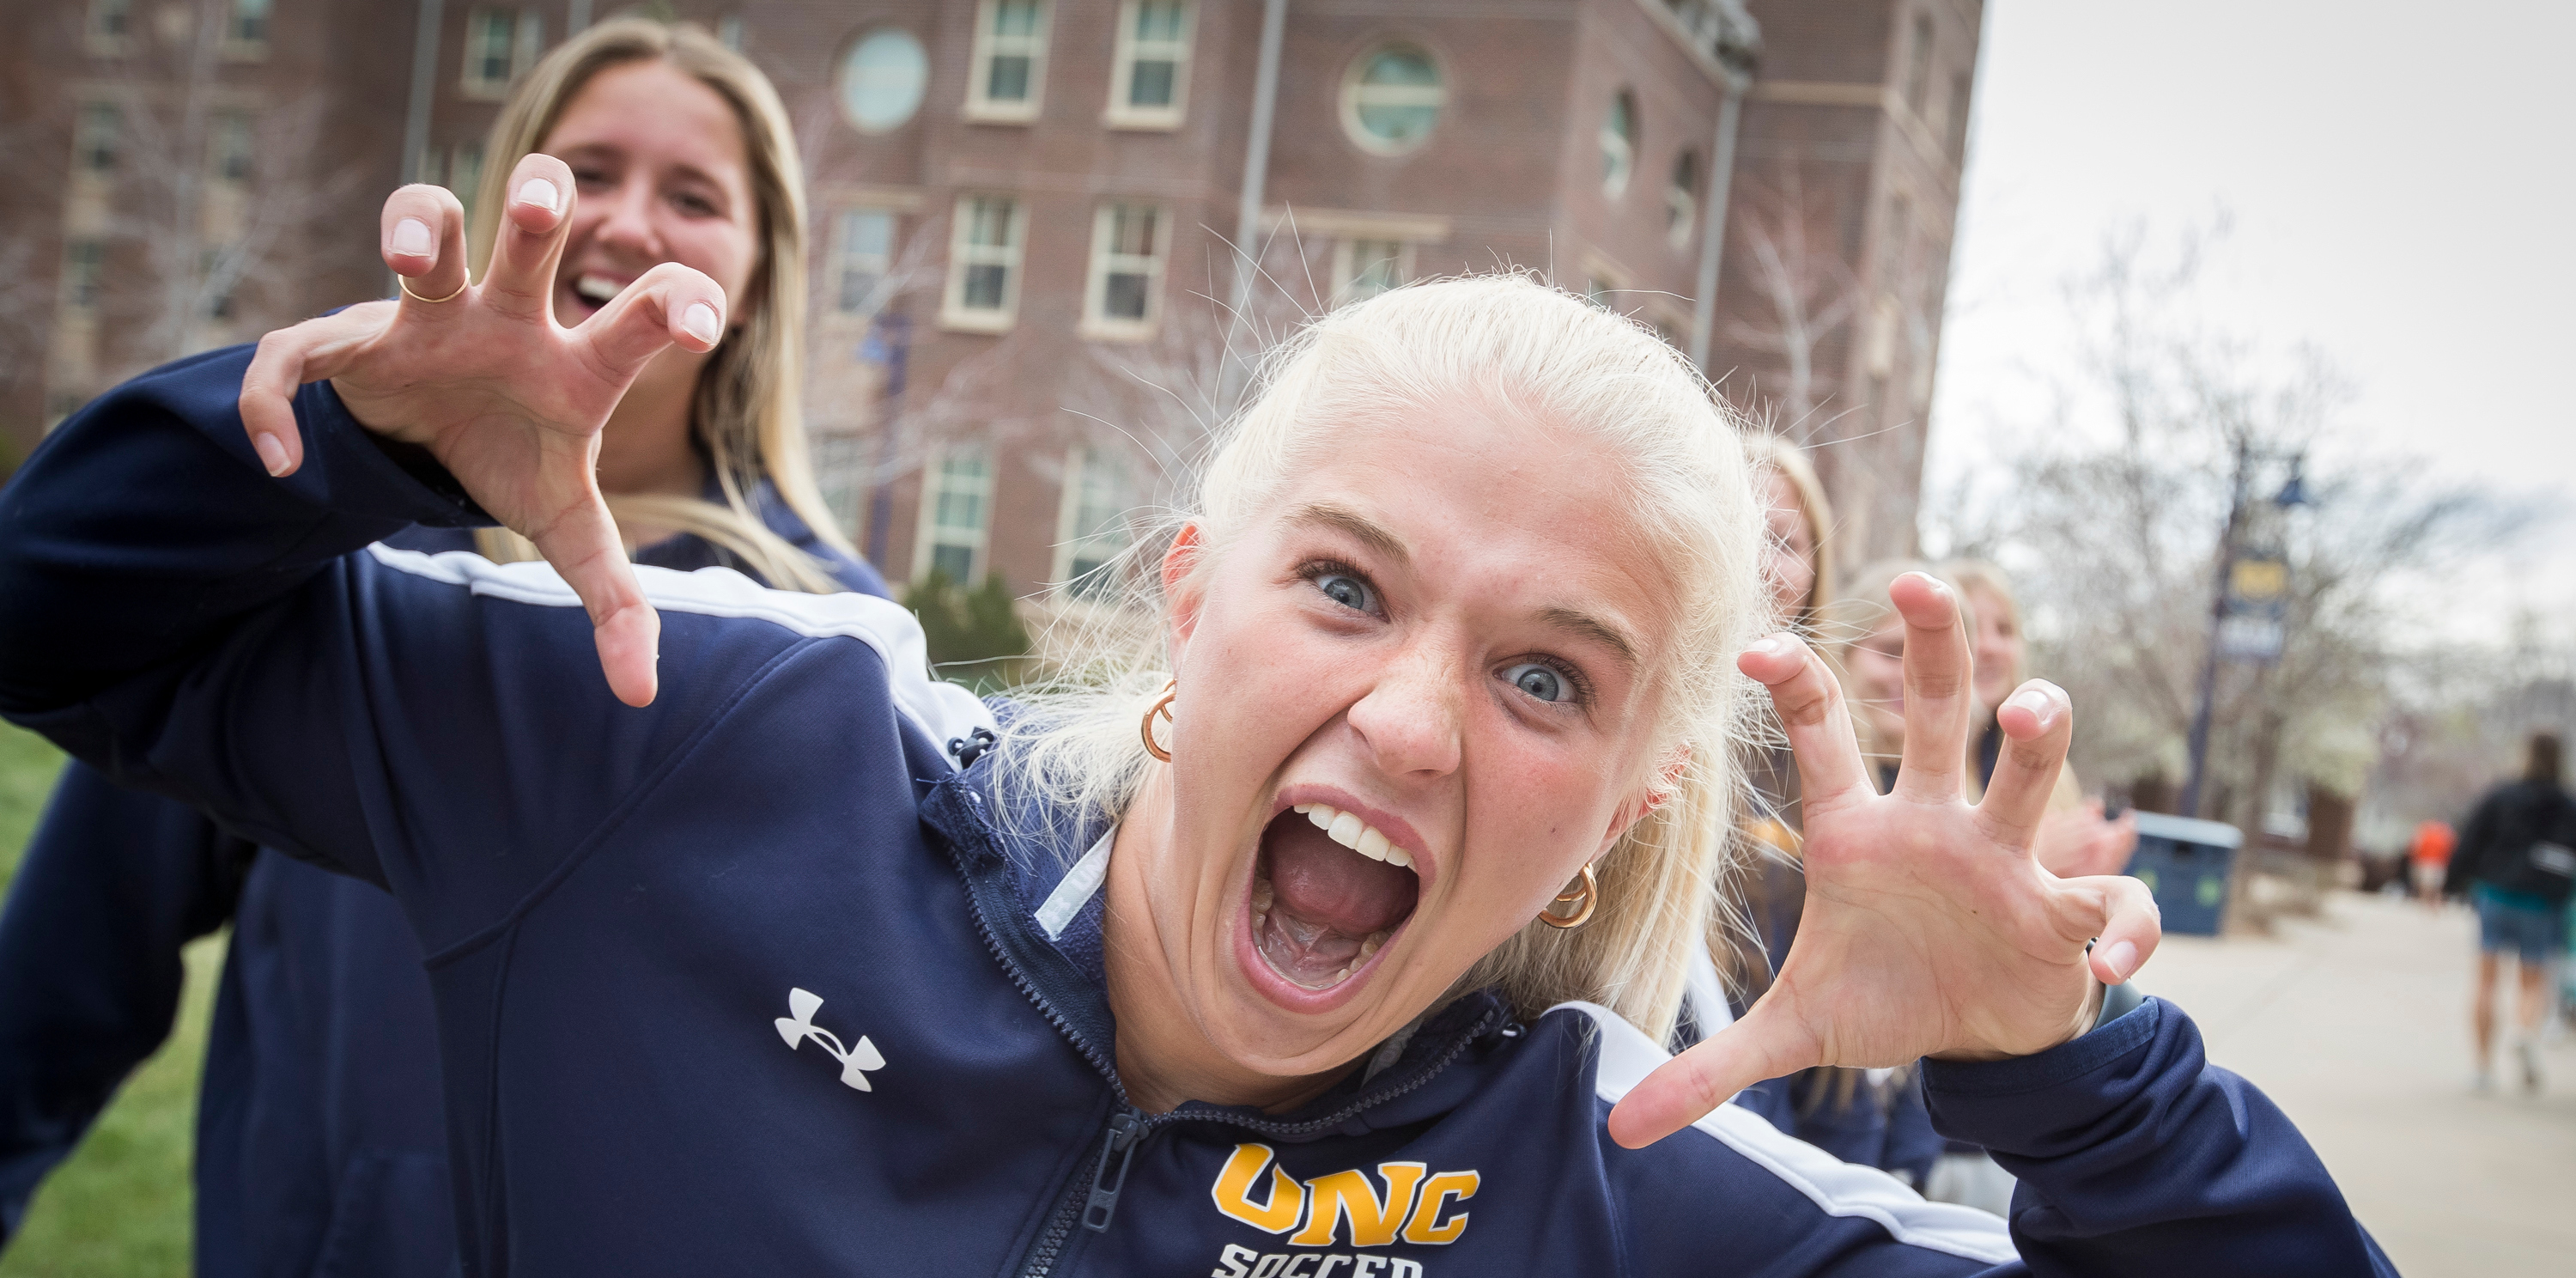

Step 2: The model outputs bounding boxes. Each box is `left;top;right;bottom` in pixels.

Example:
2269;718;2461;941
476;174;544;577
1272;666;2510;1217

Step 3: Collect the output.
1285;502;1640;673
1285;502;1412;569
1540;606;1640;673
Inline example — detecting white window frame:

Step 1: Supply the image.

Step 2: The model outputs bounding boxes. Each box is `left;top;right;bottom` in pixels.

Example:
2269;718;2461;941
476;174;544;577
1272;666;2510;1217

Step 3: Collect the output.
1052;445;1133;598
1601;89;1637;198
1080;202;1168;340
73;101;121;178
941;194;1026;333
1329;237;1414;307
1339;41;1444;156
914;444;995;583
461;9;517;97
209;111;255;184
964;0;1052;125
221;0;271;59
1666;150;1698;249
831;207;900;317
1103;0;1192;131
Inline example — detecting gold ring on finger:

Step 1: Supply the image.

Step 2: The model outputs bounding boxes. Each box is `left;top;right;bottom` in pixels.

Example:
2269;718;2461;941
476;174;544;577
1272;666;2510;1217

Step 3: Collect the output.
398;276;467;305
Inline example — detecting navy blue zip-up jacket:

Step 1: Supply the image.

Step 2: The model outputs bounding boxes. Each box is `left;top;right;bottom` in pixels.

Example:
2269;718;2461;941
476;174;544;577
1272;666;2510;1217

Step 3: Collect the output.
0;468;883;1274
0;348;2397;1275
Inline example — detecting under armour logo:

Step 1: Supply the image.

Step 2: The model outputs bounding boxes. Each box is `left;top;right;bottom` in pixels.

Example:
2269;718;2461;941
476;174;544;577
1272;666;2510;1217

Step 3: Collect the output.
775;988;885;1092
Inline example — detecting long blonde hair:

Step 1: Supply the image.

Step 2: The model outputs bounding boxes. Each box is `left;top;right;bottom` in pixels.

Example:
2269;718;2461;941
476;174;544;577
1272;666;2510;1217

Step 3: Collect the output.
997;276;1766;1044
1742;432;1835;634
465;17;848;594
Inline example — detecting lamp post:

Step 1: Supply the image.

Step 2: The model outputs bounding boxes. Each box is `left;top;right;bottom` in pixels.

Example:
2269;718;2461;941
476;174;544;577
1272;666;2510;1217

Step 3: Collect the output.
2177;443;2309;819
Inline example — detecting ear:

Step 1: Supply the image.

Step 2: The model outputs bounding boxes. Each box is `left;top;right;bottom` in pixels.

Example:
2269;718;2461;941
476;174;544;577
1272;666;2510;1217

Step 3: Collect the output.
1161;524;1207;663
1596;742;1693;857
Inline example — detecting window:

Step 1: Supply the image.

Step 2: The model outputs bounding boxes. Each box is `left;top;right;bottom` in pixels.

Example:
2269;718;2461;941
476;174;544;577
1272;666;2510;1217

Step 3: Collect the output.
75;102;120;174
965;0;1051;123
942;195;1025;332
838;29;928;133
1666;150;1698;247
210;112;254;183
717;14;744;51
63;240;106;311
1331;238;1411;306
86;0;132;53
1340;43;1442;155
1106;0;1191;129
203;248;236;320
1083;203;1166;337
447;142;485;212
915;446;994;583
833;209;896;314
224;0;270;55
1905;14;1935;117
1054;446;1132;599
1601;90;1637;198
462;9;540;97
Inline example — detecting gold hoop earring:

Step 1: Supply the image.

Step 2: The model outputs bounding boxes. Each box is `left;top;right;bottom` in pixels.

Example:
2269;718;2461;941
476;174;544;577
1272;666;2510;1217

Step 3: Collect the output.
1139;679;1178;763
1539;863;1597;930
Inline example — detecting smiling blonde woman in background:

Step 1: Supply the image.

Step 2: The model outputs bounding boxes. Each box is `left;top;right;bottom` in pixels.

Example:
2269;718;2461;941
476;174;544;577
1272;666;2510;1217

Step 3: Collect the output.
0;21;882;1275
0;205;2398;1275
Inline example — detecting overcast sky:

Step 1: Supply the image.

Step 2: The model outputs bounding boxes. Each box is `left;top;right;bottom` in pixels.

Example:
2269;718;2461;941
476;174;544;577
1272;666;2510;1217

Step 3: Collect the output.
1928;0;2576;642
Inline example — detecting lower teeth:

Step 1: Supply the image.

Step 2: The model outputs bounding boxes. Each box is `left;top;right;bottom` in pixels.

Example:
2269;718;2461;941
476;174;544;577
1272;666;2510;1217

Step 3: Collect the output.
1252;875;1393;989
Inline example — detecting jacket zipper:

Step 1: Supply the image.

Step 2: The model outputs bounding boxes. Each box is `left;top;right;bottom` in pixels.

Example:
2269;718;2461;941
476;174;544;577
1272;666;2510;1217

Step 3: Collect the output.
938;784;1502;1276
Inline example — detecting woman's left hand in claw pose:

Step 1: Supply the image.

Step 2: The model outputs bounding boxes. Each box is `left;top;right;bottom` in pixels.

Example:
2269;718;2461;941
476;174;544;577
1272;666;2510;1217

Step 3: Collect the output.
1608;572;2162;1147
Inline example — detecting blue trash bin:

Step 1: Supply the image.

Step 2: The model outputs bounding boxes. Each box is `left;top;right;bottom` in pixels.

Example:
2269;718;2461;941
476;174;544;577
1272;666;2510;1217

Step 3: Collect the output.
2123;812;2245;936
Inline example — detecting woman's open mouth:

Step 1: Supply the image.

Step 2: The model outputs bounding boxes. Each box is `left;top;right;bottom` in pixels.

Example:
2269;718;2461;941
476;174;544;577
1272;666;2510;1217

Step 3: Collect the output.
1246;802;1421;993
561;271;629;320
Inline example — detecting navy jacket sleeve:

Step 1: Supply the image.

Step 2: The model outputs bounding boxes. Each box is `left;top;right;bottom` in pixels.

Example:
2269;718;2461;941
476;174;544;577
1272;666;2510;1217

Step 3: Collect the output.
0;347;971;955
1921;997;2397;1276
0;760;250;1245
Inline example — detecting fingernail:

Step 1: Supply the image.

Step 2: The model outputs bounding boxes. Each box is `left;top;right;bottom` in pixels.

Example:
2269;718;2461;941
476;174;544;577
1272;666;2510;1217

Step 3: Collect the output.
516;177;559;212
391;217;433;256
252;432;289;477
682;301;722;344
1750;634;1797;659
2005;687;2055;726
2101;939;2137;982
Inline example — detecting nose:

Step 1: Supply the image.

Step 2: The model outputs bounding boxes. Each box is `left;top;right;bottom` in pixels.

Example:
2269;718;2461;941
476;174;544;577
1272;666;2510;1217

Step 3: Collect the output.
590;175;663;259
1345;643;1464;780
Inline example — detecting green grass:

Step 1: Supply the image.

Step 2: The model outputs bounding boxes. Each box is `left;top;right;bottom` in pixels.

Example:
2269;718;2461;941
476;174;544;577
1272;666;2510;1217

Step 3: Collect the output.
0;722;215;1277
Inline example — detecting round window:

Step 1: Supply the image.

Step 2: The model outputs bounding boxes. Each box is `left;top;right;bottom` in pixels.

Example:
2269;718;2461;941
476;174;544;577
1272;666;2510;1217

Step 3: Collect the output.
1340;42;1443;155
837;29;927;134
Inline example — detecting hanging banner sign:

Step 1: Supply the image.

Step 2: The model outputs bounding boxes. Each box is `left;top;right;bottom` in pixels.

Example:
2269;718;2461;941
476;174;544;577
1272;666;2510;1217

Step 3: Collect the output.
2216;550;2289;663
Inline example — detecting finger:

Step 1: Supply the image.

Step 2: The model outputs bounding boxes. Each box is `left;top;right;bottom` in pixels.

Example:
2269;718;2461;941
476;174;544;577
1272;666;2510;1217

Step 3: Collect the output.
574;260;728;385
1736;633;1874;814
1974;679;2073;850
2059;873;2162;986
1887;573;1975;804
380;184;469;305
237;305;398;478
479;153;575;322
522;474;661;707
1607;1001;1814;1148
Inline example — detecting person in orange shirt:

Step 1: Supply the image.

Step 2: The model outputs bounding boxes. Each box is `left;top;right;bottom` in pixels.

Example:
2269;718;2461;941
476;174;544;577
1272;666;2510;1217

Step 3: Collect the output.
2411;819;2457;907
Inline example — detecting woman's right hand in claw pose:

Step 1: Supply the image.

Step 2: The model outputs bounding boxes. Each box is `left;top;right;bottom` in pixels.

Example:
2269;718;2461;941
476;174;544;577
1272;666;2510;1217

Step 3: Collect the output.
237;155;729;708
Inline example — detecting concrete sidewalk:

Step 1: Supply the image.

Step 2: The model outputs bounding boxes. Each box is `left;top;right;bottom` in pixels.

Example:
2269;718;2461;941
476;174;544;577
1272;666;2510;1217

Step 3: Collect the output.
2140;892;2575;1276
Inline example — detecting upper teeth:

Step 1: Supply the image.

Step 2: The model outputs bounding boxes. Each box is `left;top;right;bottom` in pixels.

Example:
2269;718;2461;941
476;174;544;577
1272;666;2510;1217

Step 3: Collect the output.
1292;803;1413;869
574;273;624;302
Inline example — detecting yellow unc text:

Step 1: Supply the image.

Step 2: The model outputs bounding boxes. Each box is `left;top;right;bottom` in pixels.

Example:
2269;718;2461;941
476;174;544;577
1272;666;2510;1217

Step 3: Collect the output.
1208;1143;1479;1248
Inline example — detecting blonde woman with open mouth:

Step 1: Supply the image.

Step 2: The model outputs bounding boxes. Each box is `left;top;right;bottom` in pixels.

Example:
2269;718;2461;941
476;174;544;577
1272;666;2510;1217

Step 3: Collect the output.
0;166;2395;1273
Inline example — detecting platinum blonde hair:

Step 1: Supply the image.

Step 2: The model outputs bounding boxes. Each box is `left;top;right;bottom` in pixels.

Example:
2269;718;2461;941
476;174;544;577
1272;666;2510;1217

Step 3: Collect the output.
464;17;848;593
998;275;1766;1044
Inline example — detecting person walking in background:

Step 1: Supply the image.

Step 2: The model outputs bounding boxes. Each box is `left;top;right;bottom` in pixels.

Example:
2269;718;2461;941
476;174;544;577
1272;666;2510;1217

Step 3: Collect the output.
1942;560;2138;879
2445;732;2575;1094
2409;819;2457;909
0;20;885;1271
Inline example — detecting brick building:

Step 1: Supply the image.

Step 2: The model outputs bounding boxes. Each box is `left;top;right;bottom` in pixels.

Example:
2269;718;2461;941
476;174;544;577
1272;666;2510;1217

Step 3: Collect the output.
0;0;1981;589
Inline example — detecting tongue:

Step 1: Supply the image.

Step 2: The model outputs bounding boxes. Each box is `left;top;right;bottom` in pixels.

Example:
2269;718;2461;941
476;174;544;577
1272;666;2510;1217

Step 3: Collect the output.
1266;819;1416;937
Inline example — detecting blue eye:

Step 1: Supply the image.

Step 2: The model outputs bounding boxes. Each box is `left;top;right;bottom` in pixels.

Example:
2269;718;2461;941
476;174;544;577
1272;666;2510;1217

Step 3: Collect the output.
1316;574;1373;612
1503;662;1569;703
